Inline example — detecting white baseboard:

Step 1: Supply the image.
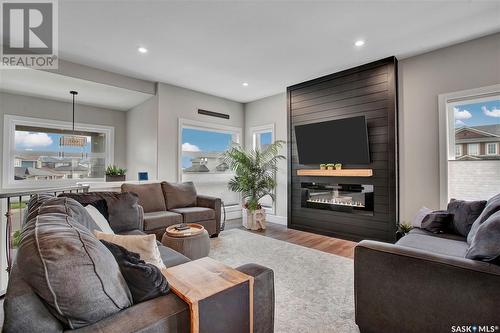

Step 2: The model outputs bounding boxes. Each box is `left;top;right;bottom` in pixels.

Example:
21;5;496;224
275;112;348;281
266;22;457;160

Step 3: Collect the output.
266;214;287;226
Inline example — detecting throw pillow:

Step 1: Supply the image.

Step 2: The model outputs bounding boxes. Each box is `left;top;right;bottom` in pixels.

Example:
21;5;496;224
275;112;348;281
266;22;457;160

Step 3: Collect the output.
420;210;454;234
59;193;110;219
17;213;132;329
465;210;500;263
100;240;170;303
411;207;432;228
85;205;114;234
94;231;166;270
161;181;197;210
468;192;500;244
121;183;167;213
447;199;487;237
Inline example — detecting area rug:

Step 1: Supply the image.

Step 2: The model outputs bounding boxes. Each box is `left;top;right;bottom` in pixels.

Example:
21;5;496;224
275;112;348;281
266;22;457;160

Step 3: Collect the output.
210;229;359;333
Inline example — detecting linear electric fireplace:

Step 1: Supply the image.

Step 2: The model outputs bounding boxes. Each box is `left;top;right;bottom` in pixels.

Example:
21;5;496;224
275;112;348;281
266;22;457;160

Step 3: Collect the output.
300;182;374;216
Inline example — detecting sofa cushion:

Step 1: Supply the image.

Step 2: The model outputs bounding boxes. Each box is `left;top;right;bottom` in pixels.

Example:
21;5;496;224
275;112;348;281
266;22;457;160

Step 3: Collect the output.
158;245;191;268
161;181;197;210
466;210;500;263
100;240;170;303
121;183;167;213
447;199;487;237
17;213;132;329
170;207;215;223
409;228;466;241
26;193;55;221
468;192;500;244
144;211;182;231
59;192;110;219
396;233;469;258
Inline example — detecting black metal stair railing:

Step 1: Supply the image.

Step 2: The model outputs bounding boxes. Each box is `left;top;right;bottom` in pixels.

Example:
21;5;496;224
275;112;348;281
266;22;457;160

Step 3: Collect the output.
0;185;90;275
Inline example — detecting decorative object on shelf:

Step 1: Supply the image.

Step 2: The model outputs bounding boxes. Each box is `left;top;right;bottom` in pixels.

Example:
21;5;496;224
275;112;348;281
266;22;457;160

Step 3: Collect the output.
334;163;342;170
223;140;285;230
327;163;335;170
396;223;413;240
138;172;149;181
320;164;327;170
105;165;127;182
296;169;373;177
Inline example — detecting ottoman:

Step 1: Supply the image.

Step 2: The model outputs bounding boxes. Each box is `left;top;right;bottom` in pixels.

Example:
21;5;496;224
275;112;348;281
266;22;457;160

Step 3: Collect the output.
161;223;210;260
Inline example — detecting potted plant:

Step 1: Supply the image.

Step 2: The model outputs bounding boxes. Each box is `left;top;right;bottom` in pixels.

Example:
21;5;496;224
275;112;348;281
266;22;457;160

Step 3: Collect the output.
334;163;342;170
396;223;413;240
320;164;327;170
223;141;285;230
105;165;127;182
327;163;335;170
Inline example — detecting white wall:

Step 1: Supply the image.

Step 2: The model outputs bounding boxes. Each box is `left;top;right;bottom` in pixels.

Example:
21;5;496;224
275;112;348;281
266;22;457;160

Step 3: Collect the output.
244;93;287;223
156;83;244;181
126;95;159;180
398;33;500;222
0;92;127;189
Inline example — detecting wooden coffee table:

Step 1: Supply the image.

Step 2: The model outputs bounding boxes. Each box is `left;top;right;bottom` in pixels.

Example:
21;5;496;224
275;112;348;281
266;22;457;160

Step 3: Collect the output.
162;257;253;333
162;224;210;260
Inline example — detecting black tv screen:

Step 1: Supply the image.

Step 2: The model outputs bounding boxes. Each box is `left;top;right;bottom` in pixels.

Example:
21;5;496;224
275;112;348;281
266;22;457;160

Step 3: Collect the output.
294;116;370;164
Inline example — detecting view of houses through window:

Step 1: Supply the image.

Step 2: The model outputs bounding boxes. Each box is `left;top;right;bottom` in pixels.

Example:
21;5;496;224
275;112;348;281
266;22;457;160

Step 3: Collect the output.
181;125;241;207
448;96;500;201
13;125;107;182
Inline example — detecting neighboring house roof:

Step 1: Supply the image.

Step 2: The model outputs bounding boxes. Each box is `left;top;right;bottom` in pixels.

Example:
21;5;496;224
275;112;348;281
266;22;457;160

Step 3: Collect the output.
183;164;210;172
26;167;60;177
54;165;89;172
216;162;229;171
455;125;500;144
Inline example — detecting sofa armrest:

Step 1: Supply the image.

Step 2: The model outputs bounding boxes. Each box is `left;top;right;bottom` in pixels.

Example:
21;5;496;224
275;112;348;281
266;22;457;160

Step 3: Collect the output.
355;240;500;333
67;293;189;333
196;195;221;234
236;263;275;333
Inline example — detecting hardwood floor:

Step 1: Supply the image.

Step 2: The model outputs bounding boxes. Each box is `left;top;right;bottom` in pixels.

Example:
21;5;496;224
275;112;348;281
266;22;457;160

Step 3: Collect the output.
224;219;357;259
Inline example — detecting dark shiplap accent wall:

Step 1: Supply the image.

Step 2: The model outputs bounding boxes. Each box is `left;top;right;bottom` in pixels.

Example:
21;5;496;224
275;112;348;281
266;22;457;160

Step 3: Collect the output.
287;57;399;242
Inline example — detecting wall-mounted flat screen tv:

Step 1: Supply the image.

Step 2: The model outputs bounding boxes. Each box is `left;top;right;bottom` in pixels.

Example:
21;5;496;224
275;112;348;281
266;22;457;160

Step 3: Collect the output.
294;116;370;164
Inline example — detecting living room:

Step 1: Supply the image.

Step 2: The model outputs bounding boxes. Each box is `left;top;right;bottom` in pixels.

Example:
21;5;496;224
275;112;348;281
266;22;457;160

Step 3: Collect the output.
0;1;499;332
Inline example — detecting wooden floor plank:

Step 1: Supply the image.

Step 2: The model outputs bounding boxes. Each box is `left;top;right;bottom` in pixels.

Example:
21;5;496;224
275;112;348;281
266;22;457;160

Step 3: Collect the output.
224;219;357;259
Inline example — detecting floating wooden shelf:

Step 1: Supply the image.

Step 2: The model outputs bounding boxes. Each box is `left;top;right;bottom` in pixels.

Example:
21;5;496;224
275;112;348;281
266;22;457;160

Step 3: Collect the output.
296;169;373;177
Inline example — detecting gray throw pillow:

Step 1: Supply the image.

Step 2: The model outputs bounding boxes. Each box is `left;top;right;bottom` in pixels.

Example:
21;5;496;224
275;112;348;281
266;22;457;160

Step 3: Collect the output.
420;210;453;234
161;181;197;210
447;199;486;237
104;192;142;233
17;213;132;329
466;210;500;263
467;193;500;244
411;207;432;228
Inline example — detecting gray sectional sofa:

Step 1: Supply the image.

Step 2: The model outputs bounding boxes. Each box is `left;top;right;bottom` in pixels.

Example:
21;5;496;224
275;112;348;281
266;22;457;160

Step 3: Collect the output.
355;196;500;333
3;193;274;333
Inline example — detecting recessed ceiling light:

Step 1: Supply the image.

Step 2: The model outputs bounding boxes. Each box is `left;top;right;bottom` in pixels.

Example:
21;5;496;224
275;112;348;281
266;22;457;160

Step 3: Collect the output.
138;47;148;54
242;82;249;87
354;40;365;47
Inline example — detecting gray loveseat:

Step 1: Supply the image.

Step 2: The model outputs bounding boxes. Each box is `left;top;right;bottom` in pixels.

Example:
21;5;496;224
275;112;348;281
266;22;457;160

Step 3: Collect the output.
3;193;274;333
355;198;500;333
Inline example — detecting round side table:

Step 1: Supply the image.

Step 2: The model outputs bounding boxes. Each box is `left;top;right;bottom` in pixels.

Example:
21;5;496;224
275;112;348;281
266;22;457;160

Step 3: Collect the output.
161;224;210;260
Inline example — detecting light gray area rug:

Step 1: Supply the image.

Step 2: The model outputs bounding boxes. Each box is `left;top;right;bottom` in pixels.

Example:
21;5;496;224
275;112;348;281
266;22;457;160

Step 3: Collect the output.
210;229;359;333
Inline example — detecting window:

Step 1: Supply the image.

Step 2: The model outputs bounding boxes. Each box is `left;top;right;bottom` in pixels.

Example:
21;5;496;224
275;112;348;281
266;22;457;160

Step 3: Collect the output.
3;115;114;188
487;143;498;155
439;85;500;206
467;143;479;156
251;124;275;213
179;119;242;207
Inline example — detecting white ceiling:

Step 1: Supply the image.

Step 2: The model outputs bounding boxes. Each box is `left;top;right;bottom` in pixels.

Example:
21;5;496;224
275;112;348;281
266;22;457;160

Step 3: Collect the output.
0;68;153;111
58;1;500;103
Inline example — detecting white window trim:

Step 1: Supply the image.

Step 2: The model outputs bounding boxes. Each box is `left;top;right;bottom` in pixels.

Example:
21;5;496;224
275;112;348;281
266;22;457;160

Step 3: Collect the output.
3;115;114;189
455;144;462;157
438;84;500;208
177;118;243;207
486;142;498;155
467;143;480;156
250;123;276;215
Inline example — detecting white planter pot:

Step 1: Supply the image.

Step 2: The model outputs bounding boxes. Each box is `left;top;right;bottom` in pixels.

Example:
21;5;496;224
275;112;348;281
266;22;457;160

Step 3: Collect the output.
242;208;266;230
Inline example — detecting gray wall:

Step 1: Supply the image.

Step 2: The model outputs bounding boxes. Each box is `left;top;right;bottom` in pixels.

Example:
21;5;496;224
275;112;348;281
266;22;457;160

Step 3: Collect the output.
244;93;287;221
0;92;127;189
126;95;159;180
398;32;500;222
156;83;244;181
